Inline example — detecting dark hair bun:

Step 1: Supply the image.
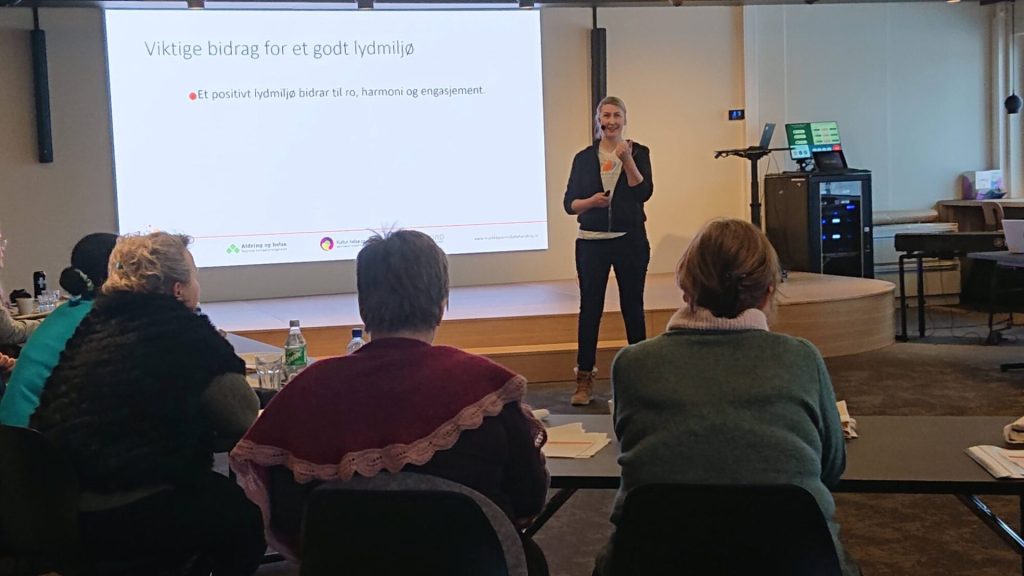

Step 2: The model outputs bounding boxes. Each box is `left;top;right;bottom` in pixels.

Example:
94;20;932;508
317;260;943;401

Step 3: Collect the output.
59;266;93;297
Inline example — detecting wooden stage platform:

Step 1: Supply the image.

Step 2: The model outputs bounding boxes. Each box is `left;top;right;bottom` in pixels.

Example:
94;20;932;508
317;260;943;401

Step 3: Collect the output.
203;272;895;383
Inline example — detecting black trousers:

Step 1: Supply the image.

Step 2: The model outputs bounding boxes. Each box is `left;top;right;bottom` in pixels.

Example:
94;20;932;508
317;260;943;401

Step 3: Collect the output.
78;470;266;576
575;234;651;371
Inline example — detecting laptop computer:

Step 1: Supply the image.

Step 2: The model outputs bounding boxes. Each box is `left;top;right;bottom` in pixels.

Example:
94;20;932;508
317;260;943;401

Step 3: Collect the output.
714;122;776;157
1003;219;1024;253
756;122;775;150
812;149;848;172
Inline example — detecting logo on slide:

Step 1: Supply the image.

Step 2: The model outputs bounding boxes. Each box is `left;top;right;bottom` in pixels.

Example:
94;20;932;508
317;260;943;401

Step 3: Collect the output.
320;237;335;251
226;244;240;255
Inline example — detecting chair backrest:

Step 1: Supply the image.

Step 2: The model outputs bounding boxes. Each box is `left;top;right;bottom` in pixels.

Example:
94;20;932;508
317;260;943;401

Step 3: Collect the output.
609;483;842;576
982;201;1005;231
299;472;527;576
0;424;80;575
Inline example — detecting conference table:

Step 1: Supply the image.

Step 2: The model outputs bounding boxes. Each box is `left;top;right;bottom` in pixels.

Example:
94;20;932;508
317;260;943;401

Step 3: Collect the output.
534;414;1024;572
225;334;1024;569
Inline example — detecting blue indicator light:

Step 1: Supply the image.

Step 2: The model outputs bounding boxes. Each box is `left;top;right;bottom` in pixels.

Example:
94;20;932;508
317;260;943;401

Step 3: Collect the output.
831;234;841;240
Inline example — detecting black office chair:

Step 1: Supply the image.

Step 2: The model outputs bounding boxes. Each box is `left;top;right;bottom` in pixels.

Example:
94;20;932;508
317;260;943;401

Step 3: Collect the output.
299;472;528;576
0;424;80;576
606;483;842;576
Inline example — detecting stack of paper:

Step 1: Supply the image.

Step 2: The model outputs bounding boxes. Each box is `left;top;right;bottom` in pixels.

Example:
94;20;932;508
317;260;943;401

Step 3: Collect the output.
966;445;1024;479
837;400;858;439
542;422;611;459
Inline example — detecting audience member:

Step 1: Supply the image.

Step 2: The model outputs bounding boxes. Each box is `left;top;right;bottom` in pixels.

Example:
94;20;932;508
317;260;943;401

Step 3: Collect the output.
0;224;40;348
596;218;858;576
0;232;117;427
30;232;264;576
230;230;550;574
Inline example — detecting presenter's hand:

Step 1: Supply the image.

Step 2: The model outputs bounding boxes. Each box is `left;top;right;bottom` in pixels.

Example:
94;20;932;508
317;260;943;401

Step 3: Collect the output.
615;140;633;161
590;191;611;209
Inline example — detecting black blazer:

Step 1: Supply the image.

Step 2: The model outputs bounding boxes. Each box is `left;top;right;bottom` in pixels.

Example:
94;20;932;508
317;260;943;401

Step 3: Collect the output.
563;141;653;235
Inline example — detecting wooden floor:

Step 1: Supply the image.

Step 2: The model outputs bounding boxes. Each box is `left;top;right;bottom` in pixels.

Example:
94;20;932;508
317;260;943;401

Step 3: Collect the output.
204;272;895;383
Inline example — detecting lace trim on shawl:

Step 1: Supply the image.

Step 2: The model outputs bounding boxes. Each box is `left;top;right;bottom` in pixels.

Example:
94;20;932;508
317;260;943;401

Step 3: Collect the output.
233;373;539;481
229;373;543;559
666;306;769;332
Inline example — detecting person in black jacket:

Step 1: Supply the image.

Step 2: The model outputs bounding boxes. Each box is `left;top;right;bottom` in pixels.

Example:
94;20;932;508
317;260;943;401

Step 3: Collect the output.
31;232;264;576
563;96;653;406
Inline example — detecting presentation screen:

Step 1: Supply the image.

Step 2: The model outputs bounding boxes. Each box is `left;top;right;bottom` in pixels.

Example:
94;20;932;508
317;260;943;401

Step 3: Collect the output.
104;9;547;268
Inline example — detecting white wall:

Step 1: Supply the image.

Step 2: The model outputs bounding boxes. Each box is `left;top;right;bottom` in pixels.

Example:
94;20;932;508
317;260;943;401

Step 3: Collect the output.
600;7;749;273
0;6;747;301
745;2;991;212
0;9;119;296
0;3;992;302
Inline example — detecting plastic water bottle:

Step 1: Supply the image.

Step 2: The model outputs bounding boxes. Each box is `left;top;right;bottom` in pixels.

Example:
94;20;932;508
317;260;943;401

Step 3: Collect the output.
346;328;366;355
283;319;308;380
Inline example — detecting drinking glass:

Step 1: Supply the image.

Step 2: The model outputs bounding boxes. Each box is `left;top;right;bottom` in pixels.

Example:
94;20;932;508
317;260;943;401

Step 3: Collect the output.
255;354;285;390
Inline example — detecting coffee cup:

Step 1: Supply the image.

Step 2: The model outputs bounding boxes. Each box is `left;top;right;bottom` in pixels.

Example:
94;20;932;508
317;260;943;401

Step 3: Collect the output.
15;298;35;316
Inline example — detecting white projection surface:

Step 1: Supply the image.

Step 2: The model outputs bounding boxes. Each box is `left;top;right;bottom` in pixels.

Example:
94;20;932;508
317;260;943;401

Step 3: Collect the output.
105;9;547;268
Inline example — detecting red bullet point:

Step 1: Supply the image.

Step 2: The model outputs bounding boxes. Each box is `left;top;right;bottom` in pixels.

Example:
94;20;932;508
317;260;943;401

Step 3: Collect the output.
188;92;198;101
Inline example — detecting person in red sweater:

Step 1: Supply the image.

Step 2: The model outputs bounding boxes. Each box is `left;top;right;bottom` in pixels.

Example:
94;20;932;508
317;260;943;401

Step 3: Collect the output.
231;230;550;574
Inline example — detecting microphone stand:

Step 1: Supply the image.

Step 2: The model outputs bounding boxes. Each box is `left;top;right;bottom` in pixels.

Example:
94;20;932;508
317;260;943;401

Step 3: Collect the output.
713;147;791;228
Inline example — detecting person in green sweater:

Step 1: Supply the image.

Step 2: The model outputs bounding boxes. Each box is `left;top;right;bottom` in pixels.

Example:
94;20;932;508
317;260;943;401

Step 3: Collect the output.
0;232;118;427
598;218;858;576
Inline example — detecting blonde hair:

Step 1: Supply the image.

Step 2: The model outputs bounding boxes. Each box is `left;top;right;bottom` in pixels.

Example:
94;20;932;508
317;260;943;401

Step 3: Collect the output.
594;95;627;139
103;232;194;296
677;218;781;319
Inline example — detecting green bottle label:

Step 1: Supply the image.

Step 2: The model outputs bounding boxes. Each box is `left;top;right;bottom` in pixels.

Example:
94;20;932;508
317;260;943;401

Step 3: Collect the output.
285;346;307;367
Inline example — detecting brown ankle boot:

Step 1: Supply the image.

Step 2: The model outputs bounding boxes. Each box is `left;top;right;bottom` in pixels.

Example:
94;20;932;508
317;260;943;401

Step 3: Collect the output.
571;369;595;406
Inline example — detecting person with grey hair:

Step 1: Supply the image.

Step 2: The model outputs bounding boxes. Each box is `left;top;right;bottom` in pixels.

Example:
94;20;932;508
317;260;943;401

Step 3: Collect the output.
563;95;654;406
232;230;551;574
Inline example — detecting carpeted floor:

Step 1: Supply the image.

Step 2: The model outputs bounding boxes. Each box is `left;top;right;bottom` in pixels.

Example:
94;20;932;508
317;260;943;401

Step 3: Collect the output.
257;307;1024;576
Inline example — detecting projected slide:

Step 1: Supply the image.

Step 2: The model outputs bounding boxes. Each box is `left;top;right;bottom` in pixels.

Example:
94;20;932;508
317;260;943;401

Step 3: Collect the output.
105;9;547;267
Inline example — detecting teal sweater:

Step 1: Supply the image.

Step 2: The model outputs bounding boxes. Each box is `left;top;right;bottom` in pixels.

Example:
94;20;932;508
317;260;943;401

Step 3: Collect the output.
609;328;857;575
0;298;93;427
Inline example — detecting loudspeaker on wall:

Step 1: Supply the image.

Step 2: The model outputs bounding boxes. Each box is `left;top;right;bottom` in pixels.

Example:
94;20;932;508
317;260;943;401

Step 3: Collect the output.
31;29;53;164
